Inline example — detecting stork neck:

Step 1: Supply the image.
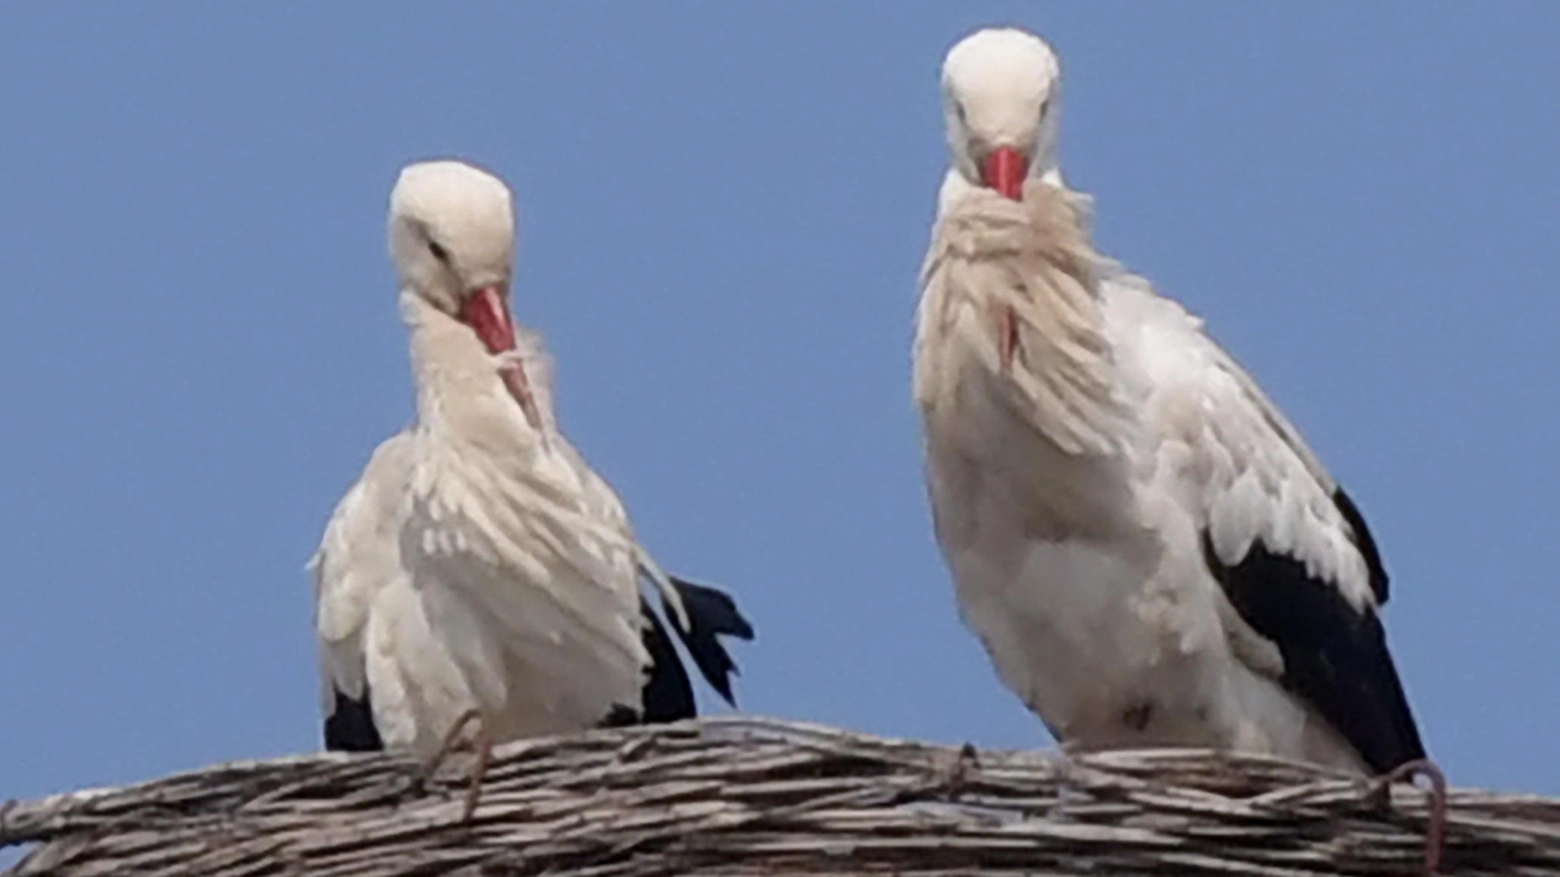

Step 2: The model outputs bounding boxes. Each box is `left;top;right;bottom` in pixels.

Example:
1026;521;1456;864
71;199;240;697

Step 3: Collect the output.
936;164;1073;217
399;289;541;445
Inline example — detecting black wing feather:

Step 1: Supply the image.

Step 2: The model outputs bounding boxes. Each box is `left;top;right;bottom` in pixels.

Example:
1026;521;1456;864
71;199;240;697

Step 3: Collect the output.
323;686;383;752
637;596;699;723
1333;486;1389;604
665;576;754;705
1200;528;1424;773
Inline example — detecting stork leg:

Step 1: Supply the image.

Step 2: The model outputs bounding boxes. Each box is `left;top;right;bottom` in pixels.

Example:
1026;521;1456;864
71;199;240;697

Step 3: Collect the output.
420;709;495;823
1369;758;1448;877
459;719;494;822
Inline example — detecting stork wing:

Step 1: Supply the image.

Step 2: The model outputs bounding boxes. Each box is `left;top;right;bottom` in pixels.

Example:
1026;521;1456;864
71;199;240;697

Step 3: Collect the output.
309;432;414;752
562;444;754;712
398;431;651;728
1113;280;1424;772
641;563;753;707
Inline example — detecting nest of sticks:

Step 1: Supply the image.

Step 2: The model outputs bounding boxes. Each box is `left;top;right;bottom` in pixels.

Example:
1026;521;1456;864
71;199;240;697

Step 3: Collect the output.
4;716;1558;876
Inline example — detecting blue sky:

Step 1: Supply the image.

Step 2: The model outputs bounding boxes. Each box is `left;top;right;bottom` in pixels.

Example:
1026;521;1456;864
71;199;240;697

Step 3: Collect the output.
1;3;1556;807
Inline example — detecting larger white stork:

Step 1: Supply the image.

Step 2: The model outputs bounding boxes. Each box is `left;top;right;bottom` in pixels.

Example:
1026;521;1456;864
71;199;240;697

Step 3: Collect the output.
312;160;752;760
914;28;1426;775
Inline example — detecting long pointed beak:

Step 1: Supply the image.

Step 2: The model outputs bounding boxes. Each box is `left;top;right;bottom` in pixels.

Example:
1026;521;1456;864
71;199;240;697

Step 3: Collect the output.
458;285;516;354
981;146;1028;201
458;285;543;431
499;363;543;432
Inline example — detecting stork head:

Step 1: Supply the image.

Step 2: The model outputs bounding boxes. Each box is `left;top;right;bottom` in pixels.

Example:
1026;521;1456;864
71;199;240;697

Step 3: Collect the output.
389;160;518;357
941;27;1062;201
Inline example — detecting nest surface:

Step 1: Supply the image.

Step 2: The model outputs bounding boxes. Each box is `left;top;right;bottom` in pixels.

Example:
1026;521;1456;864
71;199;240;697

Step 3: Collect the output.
3;716;1558;876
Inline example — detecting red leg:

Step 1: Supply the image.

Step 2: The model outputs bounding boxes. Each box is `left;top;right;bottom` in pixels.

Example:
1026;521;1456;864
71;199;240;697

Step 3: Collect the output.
460;719;494;822
418;709;493;823
420;708;483;784
1376;758;1448;876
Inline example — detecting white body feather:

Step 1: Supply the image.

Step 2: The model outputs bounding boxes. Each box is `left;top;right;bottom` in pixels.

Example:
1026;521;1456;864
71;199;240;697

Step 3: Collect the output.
915;176;1374;771
312;295;651;757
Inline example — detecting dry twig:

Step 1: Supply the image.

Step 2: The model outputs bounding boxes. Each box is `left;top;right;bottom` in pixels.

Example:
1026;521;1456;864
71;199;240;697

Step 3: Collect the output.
3;716;1556;876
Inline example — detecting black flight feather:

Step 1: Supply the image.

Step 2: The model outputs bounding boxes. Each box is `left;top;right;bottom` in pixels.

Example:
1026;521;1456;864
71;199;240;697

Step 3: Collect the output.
637;596;698;723
1201;530;1425;773
1333;486;1390;604
323;686;383;752
664;575;754;705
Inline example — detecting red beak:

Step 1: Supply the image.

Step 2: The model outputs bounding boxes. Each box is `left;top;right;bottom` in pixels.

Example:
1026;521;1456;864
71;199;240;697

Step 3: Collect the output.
458;285;516;354
458;285;543;430
981;146;1028;201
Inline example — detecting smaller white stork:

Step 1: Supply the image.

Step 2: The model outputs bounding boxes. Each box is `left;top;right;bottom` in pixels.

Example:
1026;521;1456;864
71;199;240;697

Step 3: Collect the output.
915;28;1430;781
312;160;752;773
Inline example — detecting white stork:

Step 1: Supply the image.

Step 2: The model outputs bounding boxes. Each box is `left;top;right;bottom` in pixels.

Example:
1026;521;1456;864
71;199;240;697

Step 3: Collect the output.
311;160;752;762
914;28;1427;776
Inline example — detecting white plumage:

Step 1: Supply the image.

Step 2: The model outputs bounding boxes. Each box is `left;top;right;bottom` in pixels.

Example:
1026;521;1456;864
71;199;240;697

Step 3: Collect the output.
312;160;751;758
915;29;1424;773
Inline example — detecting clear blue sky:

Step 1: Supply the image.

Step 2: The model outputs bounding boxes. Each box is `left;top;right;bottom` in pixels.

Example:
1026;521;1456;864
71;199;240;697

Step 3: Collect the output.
2;3;1556;806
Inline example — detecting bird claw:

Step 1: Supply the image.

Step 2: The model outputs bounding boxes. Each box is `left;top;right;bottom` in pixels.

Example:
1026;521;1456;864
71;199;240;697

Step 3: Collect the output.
1370;758;1448;877
421;709;494;823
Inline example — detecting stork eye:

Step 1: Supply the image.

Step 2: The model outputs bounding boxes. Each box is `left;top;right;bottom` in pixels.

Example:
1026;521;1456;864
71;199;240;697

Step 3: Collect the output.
428;240;451;264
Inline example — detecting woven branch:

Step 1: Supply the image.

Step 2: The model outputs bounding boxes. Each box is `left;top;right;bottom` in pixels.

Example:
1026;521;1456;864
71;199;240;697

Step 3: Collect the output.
4;716;1558;876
